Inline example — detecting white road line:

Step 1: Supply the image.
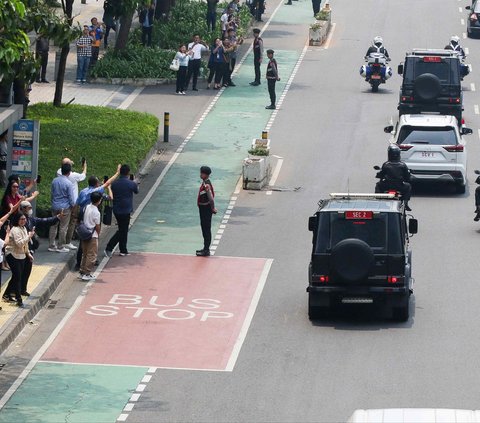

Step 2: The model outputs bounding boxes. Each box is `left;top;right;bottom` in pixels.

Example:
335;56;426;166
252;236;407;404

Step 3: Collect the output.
130;394;141;402
323;23;337;50
266;158;284;195
459;6;463;12
118;87;144;110
225;259;273;371
463;32;467;39
234;175;243;194
469;64;473;72
471;83;476;91
477;129;480;140
117;414;129;422
124;403;135;412
461;18;465;25
475;104;479;115
465;47;470;55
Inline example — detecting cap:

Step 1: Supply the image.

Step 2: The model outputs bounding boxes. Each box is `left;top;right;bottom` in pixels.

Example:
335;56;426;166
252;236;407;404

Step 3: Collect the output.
266;49;274;54
253;28;261;34
200;166;212;175
20;200;32;209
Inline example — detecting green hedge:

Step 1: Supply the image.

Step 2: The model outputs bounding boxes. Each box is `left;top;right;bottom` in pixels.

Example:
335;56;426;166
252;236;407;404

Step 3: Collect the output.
27;103;159;216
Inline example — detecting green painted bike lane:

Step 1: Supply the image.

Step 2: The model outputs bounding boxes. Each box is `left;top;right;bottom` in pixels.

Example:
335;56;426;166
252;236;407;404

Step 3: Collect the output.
0;3;313;423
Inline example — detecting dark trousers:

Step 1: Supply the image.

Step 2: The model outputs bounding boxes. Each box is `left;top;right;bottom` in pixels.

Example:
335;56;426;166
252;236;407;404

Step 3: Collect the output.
5;255;24;301
312;0;321;15
375;180;412;202
106;213;131;254
206;11;216;31
176;66;188;92
199;206;213;251
267;79;276;106
21;254;33;294
76;244;83;267
215;62;227;85
226;58;236;84
255;0;264;20
90;46;100;67
104;25;115;47
254;59;261;83
36;51;48;81
186;59;201;89
475;186;480;206
141;26;153;46
207;65;216;84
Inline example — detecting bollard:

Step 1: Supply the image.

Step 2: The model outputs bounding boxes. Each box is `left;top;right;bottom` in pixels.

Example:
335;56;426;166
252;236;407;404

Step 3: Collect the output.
262;131;268;140
164;112;170;142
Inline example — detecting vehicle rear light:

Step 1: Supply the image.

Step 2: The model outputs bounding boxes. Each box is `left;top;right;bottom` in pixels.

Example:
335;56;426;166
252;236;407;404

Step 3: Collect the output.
423;56;442;63
461;119;465;125
399;144;413;151
401;96;414;102
387;276;398;284
448;97;461;104
319;275;329;283
471;13;478;22
312;275;329;286
443;145;464;152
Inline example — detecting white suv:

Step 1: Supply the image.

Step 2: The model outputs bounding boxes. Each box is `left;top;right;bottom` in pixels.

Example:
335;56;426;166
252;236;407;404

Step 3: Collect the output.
384;114;473;193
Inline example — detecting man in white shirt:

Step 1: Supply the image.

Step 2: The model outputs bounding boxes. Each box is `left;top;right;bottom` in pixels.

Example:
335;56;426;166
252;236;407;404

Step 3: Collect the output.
56;157;86;250
185;34;208;91
79;191;102;281
220;8;232;37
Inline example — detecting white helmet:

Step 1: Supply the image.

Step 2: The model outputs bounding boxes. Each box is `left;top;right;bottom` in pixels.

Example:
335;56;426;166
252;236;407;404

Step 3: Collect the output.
373;36;383;47
451;35;460;45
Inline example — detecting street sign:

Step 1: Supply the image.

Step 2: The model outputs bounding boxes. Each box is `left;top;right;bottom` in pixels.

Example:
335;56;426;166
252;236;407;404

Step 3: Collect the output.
7;119;39;207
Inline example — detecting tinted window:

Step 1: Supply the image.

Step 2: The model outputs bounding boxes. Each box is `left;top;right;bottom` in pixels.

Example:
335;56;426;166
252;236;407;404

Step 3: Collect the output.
387;214;403;254
397;126;457;145
405;58;458;84
330;213;387;251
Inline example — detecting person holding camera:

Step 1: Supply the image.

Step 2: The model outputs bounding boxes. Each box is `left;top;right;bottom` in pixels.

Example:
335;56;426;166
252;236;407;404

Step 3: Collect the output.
185;34;209;91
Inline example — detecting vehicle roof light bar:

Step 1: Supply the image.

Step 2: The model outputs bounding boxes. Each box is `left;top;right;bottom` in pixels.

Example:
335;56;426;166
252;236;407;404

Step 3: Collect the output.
329;193;398;200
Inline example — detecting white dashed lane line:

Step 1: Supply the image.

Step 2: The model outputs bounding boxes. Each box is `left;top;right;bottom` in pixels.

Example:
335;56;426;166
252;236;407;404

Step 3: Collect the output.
471;83;476;92
474;105;479;115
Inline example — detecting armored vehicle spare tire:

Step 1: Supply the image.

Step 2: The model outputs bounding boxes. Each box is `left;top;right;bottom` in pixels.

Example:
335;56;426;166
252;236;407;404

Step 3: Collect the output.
331;239;374;282
414;73;441;101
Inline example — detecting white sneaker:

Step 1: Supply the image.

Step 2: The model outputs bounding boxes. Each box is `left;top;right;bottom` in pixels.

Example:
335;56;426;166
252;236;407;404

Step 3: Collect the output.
57;247;69;253
65;243;77;250
48;246;58;252
81;274;96;281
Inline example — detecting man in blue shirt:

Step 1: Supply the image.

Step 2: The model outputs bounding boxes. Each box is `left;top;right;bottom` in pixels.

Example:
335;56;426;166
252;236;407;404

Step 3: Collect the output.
49;163;75;253
139;3;155;47
105;164;139;257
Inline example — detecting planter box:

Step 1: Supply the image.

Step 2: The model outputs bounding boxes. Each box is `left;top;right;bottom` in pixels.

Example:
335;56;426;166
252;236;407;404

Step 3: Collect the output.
309;7;332;46
243;156;271;190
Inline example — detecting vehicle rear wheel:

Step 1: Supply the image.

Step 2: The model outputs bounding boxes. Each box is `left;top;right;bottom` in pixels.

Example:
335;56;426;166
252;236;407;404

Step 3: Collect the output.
414;73;441;101
456;182;466;194
392;297;410;322
308;306;329;320
371;81;380;92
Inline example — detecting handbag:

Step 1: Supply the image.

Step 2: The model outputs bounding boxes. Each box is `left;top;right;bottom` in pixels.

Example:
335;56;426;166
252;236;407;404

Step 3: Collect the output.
102;200;113;225
76;222;95;241
169;58;180;72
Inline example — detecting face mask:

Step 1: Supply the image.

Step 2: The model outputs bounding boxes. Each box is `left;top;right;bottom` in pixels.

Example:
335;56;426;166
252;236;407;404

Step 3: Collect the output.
26;209;33;216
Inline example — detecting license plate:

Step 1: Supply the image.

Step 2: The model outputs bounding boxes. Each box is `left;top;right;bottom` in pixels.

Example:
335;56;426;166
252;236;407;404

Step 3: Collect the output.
371;75;381;80
421;151;435;158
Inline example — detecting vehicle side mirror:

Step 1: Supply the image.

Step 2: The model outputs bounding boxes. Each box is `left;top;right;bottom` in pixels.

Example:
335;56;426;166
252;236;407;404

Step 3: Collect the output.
384;125;394;133
475;169;480;175
373;165;381;171
397;63;404;75
466;5;471;10
462;127;473;135
308;216;317;232
408;218;418;235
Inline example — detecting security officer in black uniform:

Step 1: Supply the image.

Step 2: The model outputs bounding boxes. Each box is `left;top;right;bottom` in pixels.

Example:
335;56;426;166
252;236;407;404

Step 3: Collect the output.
375;144;412;211
196;166;217;257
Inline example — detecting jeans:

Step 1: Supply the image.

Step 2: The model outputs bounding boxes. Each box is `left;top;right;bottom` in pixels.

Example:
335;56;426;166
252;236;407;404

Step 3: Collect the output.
267;79;276;106
176;66;188;92
254;59;261;83
49;208;72;248
5;254;25;301
142;26;153;46
106;213;131;254
81;238;98;274
186;59;201;89
206;11;216;31
76;56;90;81
199;206;213;251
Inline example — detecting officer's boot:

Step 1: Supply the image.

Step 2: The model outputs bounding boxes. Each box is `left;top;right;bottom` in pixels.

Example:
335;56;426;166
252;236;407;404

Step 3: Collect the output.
474;206;480;222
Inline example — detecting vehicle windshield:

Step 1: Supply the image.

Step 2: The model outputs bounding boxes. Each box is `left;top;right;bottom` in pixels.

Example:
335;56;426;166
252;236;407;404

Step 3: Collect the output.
404;58;458;84
397;126;458;145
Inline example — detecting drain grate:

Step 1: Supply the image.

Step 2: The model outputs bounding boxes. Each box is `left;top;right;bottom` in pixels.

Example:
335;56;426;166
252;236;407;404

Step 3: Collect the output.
46;300;58;309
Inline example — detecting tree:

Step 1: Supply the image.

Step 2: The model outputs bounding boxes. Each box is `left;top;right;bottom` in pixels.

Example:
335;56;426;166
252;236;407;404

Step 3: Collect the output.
114;0;141;51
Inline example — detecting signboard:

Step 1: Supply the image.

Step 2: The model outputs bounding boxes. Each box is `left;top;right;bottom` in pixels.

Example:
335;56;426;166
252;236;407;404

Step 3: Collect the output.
7;119;39;205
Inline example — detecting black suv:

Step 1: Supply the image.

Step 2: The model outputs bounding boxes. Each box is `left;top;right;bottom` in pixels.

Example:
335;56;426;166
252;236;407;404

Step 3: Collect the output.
307;193;418;322
397;49;468;124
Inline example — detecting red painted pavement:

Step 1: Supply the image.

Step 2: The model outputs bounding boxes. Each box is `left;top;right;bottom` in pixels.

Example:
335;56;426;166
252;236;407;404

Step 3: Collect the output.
42;253;269;370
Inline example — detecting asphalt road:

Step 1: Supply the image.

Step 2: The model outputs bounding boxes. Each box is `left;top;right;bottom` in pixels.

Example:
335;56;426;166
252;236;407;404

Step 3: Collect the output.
2;0;480;422
128;0;480;421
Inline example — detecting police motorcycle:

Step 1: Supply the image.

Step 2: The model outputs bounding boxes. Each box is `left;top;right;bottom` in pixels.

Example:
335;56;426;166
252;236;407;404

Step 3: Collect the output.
445;35;470;80
374;144;412;211
360;36;393;92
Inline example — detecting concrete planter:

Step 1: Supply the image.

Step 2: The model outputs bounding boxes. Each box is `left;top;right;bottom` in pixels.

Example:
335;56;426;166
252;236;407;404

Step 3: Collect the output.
309;8;332;46
243;156;271;190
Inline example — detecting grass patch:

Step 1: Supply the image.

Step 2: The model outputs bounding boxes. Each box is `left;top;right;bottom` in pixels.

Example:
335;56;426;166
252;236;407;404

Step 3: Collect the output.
27;103;159;216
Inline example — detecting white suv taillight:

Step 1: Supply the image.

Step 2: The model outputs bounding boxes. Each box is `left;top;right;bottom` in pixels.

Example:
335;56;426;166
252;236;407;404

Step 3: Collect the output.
443;145;464;152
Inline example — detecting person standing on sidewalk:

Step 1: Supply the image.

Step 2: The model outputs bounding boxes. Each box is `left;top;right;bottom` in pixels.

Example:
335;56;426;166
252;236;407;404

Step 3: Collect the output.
226;28;243;87
35;34;50;83
250;29;263;86
105;164;139;257
3;213;34;307
57;157;86;251
49;163;75;253
79;191;103;281
186;35;209;91
103;0;117;48
20;201;60;296
175;44;192;95
265;49;280;110
89;18;103;67
196;166;217;257
206;0;219;31
139;3;155;47
76;26;93;84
